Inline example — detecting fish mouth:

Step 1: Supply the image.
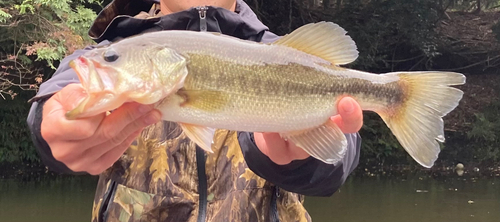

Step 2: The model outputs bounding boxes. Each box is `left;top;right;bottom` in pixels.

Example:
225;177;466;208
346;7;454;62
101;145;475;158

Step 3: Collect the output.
66;56;123;119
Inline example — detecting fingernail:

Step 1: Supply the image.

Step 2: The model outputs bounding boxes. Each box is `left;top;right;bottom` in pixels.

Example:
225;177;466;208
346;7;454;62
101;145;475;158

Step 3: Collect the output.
341;98;355;114
138;104;153;114
144;111;161;125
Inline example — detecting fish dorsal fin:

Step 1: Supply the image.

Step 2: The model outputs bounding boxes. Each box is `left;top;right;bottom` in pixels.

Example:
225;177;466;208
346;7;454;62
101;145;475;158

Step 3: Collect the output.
273;22;358;65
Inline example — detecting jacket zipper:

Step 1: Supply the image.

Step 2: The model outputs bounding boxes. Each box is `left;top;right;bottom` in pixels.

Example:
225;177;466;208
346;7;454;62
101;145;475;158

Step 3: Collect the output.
195;6;208;222
98;180;118;222
196;147;208;222
197;6;208;32
270;186;280;222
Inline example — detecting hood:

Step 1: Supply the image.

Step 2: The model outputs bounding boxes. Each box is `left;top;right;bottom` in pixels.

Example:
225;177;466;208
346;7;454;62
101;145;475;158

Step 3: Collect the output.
88;0;278;43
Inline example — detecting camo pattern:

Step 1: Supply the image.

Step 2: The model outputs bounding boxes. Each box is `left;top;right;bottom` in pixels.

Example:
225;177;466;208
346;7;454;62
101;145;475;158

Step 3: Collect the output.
90;121;312;222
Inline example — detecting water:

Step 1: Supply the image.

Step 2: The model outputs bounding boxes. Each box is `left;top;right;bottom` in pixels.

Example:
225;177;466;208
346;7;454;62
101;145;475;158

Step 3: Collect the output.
0;176;97;222
306;176;500;222
0;175;498;222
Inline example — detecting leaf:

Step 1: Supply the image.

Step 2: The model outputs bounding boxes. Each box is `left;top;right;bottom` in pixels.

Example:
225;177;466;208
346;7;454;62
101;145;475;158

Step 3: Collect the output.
0;8;12;23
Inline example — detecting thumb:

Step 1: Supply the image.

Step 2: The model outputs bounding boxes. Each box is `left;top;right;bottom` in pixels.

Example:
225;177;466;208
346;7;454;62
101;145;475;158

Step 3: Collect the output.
54;83;88;112
331;97;363;133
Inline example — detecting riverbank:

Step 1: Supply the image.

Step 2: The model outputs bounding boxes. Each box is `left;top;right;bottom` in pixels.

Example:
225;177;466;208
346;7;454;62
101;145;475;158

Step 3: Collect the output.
2;157;499;181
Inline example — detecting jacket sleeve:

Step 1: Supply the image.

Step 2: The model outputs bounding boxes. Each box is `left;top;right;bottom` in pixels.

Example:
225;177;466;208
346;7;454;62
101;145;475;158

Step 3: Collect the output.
239;132;360;197
26;41;110;174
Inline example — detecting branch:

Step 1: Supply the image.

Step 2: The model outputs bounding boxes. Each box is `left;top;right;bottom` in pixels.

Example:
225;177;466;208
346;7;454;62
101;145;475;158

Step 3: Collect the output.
435;54;500;71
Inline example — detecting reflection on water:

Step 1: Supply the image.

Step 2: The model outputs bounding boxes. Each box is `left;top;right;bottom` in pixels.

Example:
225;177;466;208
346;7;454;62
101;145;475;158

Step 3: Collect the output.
0;176;97;222
305;175;500;222
0;175;498;222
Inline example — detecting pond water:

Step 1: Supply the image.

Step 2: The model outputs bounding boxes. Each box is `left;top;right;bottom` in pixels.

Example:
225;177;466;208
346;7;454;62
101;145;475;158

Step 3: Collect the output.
0;174;498;222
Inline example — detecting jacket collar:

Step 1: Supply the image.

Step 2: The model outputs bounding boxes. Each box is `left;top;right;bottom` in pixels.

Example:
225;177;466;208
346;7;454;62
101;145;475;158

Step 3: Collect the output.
89;0;271;43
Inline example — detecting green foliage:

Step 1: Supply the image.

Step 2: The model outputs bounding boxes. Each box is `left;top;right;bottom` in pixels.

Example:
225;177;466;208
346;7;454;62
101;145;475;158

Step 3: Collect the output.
468;113;498;142
0;90;39;163
465;101;500;163
0;0;102;165
0;9;12;22
8;0;99;65
0;0;99;99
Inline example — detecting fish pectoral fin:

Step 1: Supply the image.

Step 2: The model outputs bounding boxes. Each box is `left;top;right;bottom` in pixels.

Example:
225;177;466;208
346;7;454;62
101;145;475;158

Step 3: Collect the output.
177;89;228;112
281;121;347;165
272;22;358;65
179;123;215;153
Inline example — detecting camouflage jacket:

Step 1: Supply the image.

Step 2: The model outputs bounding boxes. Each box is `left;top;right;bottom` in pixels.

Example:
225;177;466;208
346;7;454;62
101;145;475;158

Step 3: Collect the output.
27;0;361;221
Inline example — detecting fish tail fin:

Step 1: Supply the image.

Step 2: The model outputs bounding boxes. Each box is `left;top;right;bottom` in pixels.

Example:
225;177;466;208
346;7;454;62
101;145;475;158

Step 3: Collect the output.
377;71;465;168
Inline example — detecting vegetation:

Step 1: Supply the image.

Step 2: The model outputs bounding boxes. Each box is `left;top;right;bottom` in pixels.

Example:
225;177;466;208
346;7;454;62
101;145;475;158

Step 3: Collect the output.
0;0;98;99
0;91;37;163
0;0;98;169
1;0;499;173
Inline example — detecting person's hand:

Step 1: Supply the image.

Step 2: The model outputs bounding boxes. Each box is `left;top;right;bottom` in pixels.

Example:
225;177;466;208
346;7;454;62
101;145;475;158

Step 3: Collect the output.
41;84;162;175
254;97;363;165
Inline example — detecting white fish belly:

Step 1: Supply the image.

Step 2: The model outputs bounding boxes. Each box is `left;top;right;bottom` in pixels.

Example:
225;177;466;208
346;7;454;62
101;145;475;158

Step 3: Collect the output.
156;94;337;133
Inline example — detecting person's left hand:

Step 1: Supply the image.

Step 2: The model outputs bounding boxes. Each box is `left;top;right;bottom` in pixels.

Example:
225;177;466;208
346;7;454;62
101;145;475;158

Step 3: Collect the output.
254;97;363;165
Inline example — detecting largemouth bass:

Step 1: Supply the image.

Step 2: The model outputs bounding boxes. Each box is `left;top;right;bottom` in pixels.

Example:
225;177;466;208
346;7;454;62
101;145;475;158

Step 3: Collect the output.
66;22;465;168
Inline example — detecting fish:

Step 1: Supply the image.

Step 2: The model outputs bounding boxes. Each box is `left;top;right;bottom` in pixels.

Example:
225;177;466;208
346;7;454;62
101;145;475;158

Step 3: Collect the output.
66;22;465;168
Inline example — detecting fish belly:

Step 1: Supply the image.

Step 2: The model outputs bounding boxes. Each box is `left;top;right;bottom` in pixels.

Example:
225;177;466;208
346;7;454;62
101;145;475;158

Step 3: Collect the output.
158;92;336;133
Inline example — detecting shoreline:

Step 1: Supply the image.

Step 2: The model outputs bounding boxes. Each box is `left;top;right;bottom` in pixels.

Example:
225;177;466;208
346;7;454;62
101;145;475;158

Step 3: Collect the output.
2;161;498;180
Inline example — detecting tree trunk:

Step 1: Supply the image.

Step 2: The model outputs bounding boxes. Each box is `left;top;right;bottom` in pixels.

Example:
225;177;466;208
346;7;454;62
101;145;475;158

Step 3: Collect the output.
323;0;330;9
474;0;482;14
307;0;315;8
336;0;342;12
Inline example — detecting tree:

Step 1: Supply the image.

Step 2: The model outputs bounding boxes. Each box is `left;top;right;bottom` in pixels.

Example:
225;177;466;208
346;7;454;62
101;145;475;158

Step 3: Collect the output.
0;0;98;99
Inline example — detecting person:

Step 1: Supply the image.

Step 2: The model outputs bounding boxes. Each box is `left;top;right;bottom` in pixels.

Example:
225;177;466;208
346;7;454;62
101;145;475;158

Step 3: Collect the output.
27;0;363;221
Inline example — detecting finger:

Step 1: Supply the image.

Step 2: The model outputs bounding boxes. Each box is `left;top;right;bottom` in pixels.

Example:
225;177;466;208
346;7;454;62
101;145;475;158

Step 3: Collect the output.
288;143;310;160
74;122;145;167
57;83;89;111
42;84;105;141
88;103;160;147
331;97;363;133
254;133;283;157
80;109;160;162
86;129;143;175
255;133;309;165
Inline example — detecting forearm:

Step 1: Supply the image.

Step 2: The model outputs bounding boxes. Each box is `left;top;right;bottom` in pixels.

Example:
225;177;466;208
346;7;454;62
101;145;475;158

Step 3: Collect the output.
239;132;360;197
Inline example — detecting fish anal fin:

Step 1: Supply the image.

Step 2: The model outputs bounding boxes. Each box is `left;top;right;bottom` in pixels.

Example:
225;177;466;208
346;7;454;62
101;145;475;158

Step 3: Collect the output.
281;121;347;165
273;22;358;65
180;123;215;153
177;89;228;112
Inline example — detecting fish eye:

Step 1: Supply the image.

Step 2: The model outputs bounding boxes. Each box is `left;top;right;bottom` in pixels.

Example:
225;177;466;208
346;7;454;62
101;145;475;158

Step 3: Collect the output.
103;49;119;62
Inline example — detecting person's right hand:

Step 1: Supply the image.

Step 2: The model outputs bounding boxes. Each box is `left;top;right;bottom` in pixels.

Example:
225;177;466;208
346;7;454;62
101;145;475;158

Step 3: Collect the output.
41;83;162;175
